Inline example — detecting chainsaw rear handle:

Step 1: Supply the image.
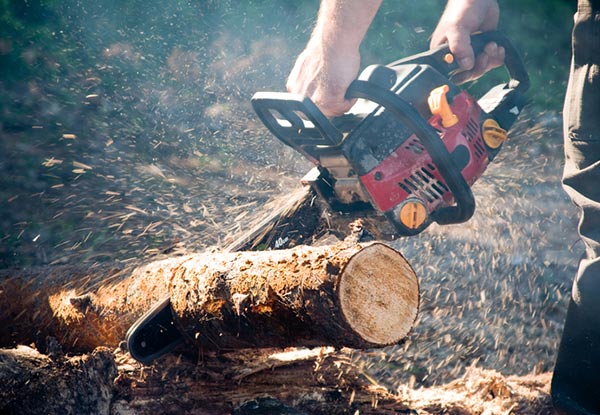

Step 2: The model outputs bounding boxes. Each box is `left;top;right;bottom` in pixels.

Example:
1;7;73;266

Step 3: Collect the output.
346;80;476;226
391;31;529;92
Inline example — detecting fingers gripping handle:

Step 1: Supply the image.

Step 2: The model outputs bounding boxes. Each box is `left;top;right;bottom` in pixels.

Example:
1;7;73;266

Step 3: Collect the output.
468;31;529;91
392;31;529;93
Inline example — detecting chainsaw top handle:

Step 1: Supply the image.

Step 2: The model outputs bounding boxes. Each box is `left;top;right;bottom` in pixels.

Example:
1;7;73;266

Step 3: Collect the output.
390;31;529;92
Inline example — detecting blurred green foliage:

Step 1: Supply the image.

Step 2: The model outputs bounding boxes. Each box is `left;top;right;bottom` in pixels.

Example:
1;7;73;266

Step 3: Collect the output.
1;0;572;110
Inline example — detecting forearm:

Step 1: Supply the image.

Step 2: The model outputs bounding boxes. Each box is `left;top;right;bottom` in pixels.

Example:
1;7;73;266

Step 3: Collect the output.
310;0;383;52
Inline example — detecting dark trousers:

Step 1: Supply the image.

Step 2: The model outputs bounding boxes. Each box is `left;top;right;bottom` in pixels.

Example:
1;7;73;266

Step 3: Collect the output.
551;0;600;413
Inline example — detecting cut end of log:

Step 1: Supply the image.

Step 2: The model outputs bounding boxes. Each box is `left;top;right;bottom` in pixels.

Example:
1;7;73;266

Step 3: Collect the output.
338;243;419;345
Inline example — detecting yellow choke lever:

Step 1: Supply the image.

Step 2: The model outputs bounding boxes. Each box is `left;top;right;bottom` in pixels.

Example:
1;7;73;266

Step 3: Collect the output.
428;85;458;128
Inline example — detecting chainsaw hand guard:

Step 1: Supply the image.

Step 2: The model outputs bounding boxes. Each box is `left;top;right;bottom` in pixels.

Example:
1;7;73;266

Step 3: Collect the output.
251;92;343;164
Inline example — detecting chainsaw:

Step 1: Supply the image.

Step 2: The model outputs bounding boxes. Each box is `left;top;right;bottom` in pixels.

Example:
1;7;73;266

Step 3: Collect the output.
251;31;529;238
124;31;528;365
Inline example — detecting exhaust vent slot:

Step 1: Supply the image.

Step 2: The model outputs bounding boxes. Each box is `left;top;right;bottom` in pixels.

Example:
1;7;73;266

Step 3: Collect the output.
404;138;425;154
398;164;449;203
464;118;486;160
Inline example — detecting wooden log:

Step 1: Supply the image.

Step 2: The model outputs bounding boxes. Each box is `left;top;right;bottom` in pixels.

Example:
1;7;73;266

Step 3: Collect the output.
0;345;555;415
0;241;418;353
169;241;419;350
111;347;417;415
0;345;116;415
0;257;186;351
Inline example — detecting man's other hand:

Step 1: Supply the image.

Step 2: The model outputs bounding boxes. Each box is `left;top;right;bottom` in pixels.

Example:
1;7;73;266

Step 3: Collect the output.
431;0;504;83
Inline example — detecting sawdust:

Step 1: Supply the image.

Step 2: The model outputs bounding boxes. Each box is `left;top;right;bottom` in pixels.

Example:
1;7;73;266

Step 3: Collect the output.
397;366;554;415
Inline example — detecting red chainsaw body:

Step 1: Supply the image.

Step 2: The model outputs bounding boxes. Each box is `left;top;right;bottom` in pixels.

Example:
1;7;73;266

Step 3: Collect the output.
360;91;489;214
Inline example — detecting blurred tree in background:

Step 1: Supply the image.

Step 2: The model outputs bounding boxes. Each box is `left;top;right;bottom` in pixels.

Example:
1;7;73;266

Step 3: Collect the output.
0;0;573;267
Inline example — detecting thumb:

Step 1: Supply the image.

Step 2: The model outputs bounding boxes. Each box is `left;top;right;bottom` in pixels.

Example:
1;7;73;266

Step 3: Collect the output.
445;26;475;70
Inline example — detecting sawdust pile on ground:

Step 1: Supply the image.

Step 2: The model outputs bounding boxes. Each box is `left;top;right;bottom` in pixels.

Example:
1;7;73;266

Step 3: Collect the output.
397;367;554;415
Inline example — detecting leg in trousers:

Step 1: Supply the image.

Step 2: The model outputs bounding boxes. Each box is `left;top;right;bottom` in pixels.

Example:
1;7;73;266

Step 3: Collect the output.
551;0;600;413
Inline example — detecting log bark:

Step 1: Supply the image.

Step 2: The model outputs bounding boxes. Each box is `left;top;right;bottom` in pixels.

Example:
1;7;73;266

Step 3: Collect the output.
0;257;184;351
169;241;419;350
0;241;418;353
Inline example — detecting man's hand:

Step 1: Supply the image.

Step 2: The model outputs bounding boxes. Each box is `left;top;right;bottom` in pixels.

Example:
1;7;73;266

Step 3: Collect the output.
431;0;504;83
286;40;361;118
286;0;382;118
287;0;503;117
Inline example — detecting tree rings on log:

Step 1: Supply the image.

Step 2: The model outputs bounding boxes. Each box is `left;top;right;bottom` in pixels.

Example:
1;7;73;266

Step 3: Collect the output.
338;243;419;345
